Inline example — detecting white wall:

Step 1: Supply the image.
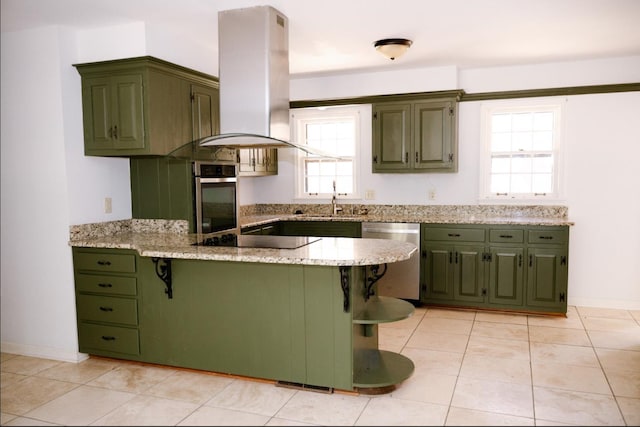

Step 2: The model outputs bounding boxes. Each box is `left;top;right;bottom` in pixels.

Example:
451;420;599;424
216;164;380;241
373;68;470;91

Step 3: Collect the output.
1;21;638;363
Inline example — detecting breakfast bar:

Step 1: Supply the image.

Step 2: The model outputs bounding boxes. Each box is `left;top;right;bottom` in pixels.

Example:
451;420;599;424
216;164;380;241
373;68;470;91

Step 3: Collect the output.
69;219;418;393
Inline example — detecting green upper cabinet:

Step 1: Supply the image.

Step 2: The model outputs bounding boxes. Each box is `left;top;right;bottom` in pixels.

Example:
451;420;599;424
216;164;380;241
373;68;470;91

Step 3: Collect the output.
74;56;219;157
372;93;461;173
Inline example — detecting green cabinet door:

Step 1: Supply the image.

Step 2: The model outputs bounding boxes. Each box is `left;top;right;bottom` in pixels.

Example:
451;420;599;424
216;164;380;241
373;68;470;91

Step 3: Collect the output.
452;245;485;302
238;148;278;176
526;247;568;310
413;100;456;171
372;96;459;173
372;103;412;171
82;74;145;152
487;246;525;307
422;244;454;301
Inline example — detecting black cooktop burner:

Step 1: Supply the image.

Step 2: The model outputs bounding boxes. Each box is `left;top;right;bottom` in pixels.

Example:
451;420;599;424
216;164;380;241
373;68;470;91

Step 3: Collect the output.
194;233;321;249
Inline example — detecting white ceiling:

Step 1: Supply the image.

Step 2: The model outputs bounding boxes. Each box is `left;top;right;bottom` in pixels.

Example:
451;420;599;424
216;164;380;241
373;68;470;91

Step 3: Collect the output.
2;0;640;77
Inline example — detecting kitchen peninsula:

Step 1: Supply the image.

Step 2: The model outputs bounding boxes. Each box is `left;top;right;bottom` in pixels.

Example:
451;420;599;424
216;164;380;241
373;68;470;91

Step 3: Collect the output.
69;218;418;393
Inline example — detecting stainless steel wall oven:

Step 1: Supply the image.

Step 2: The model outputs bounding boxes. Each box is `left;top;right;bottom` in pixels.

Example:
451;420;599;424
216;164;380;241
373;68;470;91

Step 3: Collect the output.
193;161;239;235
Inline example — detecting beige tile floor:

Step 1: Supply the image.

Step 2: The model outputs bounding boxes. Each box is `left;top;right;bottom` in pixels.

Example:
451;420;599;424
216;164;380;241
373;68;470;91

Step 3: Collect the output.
1;305;639;426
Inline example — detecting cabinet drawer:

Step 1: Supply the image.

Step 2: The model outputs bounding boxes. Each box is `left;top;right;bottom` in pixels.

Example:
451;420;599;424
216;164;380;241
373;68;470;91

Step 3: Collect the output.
528;229;568;245
78;323;140;355
76;274;137;296
77;295;138;326
75;251;136;273
489;229;524;243
423;227;485;242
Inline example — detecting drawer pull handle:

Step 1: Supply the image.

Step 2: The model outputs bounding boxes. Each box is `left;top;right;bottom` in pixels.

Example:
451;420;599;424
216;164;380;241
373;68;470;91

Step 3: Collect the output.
499;234;513;238
447;233;461;237
98;283;113;288
101;336;116;341
99;306;113;312
538;236;553;240
97;260;112;266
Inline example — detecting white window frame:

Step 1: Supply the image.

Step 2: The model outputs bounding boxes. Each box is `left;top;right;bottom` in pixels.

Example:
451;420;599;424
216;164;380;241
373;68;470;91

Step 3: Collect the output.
290;105;363;200
479;97;566;203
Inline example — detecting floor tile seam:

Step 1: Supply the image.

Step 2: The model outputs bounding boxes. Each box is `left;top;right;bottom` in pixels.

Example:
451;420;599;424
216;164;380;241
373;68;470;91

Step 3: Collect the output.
446;403;536;424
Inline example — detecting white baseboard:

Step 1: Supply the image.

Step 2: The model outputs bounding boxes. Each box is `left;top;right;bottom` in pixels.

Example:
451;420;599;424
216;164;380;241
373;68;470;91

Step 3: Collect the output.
1;341;88;363
568;297;640;311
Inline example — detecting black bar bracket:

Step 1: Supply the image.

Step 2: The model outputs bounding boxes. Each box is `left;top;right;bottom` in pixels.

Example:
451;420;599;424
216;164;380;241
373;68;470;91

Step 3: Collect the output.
152;257;173;299
364;263;387;301
339;266;350;312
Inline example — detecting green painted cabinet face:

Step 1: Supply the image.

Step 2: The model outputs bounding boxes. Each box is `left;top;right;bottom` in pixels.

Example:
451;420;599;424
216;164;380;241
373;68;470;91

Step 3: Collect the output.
130;157;194;230
81;74;145;152
422;243;484;302
421;224;569;314
74;56;219;157
526;247;568;309
373;98;458;173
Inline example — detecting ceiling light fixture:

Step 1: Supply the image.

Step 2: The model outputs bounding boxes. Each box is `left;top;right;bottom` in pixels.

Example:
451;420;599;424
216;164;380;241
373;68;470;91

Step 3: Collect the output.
374;38;413;60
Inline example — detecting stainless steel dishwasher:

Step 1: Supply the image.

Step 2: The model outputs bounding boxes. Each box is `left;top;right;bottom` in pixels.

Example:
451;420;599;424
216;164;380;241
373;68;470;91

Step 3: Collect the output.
361;222;420;300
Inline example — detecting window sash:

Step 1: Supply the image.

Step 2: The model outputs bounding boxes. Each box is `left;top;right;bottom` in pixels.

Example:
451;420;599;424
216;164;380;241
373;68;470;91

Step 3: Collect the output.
480;100;563;201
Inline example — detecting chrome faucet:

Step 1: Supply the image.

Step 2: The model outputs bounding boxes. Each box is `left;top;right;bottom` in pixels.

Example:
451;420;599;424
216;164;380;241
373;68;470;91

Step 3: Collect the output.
331;180;343;215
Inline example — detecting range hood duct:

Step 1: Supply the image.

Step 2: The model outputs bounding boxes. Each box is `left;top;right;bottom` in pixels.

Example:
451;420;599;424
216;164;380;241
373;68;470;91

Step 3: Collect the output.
198;5;339;158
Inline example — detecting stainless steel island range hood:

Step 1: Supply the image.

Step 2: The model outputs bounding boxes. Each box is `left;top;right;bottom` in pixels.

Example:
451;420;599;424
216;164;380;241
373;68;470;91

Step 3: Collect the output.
198;5;339;158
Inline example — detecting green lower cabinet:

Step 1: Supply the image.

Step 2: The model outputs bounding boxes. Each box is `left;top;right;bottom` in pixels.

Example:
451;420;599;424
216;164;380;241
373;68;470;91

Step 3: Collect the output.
421;224;569;314
526;247;568;310
73;248;413;391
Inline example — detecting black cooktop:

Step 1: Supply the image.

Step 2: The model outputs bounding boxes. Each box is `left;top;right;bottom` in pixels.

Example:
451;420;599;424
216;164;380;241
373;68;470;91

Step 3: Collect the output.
194;233;321;249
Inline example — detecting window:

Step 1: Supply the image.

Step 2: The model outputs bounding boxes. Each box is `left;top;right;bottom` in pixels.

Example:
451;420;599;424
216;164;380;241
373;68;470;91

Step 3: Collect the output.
290;105;363;199
479;98;565;201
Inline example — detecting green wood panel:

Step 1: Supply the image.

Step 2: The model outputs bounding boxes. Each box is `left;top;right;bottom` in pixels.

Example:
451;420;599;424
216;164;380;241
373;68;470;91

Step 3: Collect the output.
528;228;569;245
77;295;138;326
489;229;524;243
372;103;411;171
74;250;136;273
78;323;140;356
138;258;308;384
303;265;353;390
423;244;453;300
423;227;485;242
453;245;485;302
130;157;194;229
488;247;524;306
76;274;137;296
526;247;568;310
112;74;145;149
83;77;112;148
414;101;446;166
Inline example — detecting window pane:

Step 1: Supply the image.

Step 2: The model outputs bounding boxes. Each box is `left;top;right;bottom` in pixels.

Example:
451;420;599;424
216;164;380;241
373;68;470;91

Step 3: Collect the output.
532;154;553;173
336;160;352;175
533;112;553;131
491;174;510;193
491;133;511;152
512;132;532;151
532;131;553;151
306;160;320;175
319;176;334;193
492;114;511;132
511;174;531;193
491;156;511;173
336;177;352;193
306;176;320;193
511;155;532;173
512;113;532;131
532;174;552;193
319;162;336;176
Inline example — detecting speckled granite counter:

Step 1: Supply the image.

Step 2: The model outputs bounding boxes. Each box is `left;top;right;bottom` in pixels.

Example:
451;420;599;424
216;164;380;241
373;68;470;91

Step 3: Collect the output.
68;219;416;266
69;205;571;266
240;204;574;228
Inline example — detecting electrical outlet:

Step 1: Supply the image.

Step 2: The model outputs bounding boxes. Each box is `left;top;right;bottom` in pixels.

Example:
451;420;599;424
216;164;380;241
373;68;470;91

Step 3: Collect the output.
428;189;436;200
104;197;112;214
365;190;375;200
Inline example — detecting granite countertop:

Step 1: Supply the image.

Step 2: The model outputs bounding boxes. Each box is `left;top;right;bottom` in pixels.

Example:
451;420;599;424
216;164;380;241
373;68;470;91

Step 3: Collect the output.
68;205;572;266
240;203;575;227
68;220;416;267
